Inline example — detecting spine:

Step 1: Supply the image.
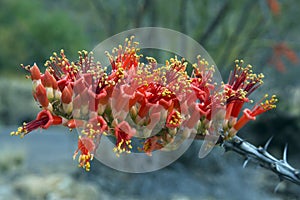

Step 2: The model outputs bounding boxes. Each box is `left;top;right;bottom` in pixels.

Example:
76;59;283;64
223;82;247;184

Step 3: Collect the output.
222;136;300;186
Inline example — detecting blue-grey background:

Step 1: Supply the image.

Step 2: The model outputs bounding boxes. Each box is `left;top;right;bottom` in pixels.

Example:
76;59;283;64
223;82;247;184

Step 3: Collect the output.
0;0;300;199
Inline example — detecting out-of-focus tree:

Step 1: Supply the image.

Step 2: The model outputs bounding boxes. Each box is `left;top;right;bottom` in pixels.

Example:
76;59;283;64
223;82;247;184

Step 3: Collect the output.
0;0;87;74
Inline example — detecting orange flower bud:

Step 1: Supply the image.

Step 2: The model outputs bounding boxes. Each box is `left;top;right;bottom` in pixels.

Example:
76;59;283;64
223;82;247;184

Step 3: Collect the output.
30;63;41;80
42;70;54;88
61;86;72;104
36;84;49;108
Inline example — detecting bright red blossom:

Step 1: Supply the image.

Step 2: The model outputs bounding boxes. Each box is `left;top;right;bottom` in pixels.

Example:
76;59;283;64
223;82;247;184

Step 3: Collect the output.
11;110;62;137
142;136;164;156
230;95;277;136
73;136;95;171
113;121;135;155
166;110;182;128
222;60;266;135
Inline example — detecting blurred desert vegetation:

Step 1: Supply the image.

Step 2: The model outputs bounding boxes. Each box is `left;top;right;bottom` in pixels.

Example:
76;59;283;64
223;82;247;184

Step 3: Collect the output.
1;0;300;143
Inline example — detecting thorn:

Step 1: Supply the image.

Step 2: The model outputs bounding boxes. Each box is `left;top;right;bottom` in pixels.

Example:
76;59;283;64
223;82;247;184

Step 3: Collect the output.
243;158;249;168
283;143;288;163
274;180;283;193
264;136;273;150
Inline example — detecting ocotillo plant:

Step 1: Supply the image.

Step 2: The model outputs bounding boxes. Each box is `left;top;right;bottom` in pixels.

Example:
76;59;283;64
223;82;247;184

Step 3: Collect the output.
11;37;300;187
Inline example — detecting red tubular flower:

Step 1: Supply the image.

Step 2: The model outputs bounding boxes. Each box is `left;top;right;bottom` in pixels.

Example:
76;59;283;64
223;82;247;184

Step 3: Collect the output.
88;116;108;134
226;61;263;97
223;60;264;127
10;110;62;137
190;58;216;122
113;121;136;155
232;108;256;131
197;99;212;120
45;49;76;81
230;95;278;136
135;83;178;117
142;136;163;156
166;110;182;128
106;36;140;71
229;96;249;119
73;136;95;171
247;95;277;117
191;58;214;99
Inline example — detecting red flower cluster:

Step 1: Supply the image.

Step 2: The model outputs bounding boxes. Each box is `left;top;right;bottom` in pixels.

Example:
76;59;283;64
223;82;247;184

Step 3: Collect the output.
223;60;277;139
11;37;277;171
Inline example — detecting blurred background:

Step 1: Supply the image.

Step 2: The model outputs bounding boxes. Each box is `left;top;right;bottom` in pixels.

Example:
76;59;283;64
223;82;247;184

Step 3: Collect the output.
1;0;300;199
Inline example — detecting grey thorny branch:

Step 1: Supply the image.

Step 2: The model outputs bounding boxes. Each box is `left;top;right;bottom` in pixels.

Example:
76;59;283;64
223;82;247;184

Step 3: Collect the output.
220;135;300;187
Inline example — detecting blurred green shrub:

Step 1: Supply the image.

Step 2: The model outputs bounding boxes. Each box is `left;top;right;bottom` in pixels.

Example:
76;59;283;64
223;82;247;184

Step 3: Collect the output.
0;0;87;74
